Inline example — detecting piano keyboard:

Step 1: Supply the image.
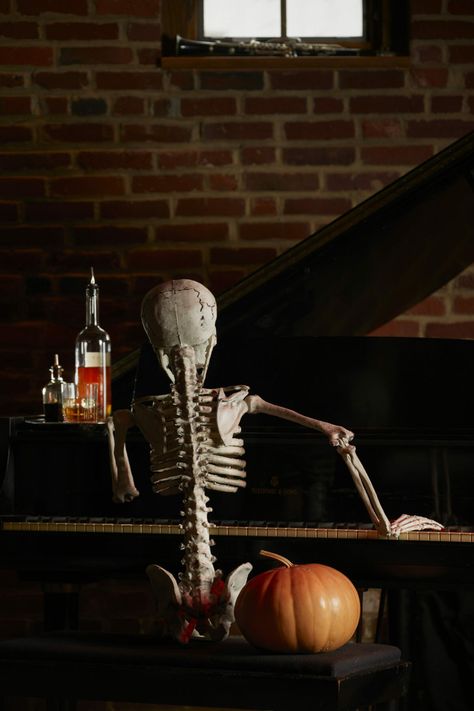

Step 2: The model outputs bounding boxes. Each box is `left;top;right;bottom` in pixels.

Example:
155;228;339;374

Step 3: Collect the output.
2;518;473;542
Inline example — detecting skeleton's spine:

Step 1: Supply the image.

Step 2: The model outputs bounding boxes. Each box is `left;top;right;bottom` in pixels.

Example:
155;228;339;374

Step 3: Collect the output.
171;345;215;606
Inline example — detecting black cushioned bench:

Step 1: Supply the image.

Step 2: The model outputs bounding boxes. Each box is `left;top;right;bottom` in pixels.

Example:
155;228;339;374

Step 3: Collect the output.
0;633;410;710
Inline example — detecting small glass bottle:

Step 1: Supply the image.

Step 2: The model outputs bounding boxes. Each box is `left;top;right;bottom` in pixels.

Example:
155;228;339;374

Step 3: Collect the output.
74;268;111;421
42;353;65;422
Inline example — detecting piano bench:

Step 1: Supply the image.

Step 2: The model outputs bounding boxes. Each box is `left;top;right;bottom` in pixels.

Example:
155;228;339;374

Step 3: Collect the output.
0;633;410;711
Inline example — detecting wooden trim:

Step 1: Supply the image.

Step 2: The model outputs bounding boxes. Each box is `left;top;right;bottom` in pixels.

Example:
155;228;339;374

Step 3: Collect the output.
160;55;410;70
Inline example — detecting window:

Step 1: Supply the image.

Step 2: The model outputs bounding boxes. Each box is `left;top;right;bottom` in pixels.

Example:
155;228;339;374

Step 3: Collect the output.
162;0;409;60
202;0;364;42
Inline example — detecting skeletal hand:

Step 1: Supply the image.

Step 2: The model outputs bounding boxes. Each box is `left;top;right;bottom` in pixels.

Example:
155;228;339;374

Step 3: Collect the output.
389;514;444;537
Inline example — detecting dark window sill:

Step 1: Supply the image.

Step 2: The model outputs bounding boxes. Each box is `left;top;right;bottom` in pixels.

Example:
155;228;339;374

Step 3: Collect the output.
160;55;410;70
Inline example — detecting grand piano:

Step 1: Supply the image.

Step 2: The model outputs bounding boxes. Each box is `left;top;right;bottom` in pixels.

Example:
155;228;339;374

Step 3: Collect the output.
1;131;474;710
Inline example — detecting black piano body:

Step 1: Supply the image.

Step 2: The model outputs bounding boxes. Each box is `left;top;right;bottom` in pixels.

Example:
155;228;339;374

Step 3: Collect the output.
1;133;474;710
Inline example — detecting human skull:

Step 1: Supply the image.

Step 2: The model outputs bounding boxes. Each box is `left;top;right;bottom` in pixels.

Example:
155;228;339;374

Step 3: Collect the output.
141;279;217;382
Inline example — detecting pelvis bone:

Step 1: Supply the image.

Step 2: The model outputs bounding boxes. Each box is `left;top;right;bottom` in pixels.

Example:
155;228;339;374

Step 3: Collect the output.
108;279;443;643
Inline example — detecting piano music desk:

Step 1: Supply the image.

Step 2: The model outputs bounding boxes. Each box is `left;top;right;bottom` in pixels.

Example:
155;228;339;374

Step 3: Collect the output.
0;633;410;711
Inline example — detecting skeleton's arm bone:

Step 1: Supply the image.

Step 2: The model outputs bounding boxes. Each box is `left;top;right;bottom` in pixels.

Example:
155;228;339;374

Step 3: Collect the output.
243;395;392;536
109;409;140;503
336;440;392;537
245;395;354;444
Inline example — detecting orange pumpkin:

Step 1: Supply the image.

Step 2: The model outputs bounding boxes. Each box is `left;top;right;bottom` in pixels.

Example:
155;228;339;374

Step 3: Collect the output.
234;550;361;653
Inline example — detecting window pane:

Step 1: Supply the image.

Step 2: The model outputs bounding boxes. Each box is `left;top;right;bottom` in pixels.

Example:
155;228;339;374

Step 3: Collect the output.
287;0;363;38
203;0;281;38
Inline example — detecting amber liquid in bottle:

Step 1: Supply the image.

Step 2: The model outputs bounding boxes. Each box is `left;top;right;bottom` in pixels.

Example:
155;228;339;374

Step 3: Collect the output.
75;269;111;421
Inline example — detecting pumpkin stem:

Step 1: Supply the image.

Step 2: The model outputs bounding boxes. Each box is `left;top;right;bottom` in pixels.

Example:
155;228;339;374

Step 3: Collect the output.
259;550;294;568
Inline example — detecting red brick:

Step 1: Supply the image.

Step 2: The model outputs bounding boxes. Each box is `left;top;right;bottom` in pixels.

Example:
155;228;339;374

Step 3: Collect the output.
239;222;310;241
42;123;114;142
208;174;238;191
60;46;133;65
425;321;474;338
77;150;152;170
285;121;354;140
126;249;203;270
0;177;45;198
368;320;420;337
169;71;195;90
0;22;38;39
362;119;404;139
25;201;94;221
101;199;169;219
0;125;32;142
412;20;474;39
152;98;171;116
96;0;159;17
0;227;64;247
361;145;434;165
431;95;464;112
209;270;246;294
0;151;70;170
326;171;400;191
283;147;355;165
245;172;319;191
96;71;163;90
250;197;277;216
411;44;444;63
245;96;307;114
18;0;88;14
202;122;273;141
72;226;147;245
350;95;424;113
313;97;344;114
339;70;405;89
406;296;446;316
42;96;68;114
0;73;24;87
158;150;233;169
448;0;474;13
0;202;18;221
467;72;474;88
127;22;161;41
284;197;351;215
211;247;277;265
269;71;333;90
410;67;449;88
50;176;124;197
113;96;145;115
33;71;89;89
453;296;474;314
181;97;237;116
176;198;245;217
137;48;161;65
121;123;192;143
407;119;474;138
200;72;264;91
241;147;276;165
132;174;204;193
0;46;53;66
45;22;119;40
449;44;474;63
0;249;46;269
155;223;228;242
455;271;474;289
0;96;31;115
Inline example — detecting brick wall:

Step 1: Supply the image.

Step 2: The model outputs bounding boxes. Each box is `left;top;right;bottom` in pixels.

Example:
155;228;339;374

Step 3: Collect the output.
0;0;473;415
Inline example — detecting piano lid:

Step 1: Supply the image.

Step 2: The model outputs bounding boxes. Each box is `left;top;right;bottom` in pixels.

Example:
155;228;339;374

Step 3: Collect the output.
112;132;474;403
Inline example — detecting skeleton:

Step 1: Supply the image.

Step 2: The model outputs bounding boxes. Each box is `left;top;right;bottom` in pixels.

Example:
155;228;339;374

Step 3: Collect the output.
108;279;442;643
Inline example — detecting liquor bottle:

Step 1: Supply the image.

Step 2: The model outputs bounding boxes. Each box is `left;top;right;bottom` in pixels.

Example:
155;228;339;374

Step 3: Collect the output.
42;353;65;422
75;268;111;421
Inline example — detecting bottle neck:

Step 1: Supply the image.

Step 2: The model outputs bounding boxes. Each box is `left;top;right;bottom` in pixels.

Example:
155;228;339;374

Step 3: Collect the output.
86;284;99;326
